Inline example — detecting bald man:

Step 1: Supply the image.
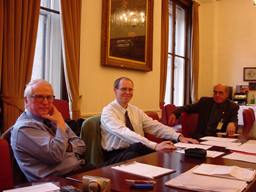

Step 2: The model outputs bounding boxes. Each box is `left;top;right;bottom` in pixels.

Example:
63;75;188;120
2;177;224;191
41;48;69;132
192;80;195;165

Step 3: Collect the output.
168;84;239;138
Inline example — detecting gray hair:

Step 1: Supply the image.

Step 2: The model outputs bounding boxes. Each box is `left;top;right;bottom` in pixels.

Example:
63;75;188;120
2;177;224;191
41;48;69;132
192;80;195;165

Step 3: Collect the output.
24;79;52;97
113;77;133;89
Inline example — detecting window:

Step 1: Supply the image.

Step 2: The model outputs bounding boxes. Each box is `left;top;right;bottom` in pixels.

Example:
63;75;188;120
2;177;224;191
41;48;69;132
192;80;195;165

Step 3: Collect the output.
32;0;67;99
164;0;192;106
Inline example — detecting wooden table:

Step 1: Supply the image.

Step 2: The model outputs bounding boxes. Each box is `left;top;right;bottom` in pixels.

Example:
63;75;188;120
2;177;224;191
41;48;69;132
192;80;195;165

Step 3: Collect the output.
69;148;256;192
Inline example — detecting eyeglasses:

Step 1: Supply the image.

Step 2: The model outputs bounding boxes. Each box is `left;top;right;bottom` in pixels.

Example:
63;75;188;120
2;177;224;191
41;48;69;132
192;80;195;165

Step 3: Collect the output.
118;87;134;92
30;95;55;102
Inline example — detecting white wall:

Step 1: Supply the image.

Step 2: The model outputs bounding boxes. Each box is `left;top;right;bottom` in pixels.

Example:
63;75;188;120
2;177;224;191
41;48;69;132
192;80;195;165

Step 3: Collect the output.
199;0;256;96
79;0;256;117
79;0;162;116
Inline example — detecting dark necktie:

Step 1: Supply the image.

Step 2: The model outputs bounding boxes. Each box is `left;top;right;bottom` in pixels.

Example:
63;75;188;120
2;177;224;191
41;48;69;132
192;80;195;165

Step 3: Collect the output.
125;111;134;131
43;119;56;136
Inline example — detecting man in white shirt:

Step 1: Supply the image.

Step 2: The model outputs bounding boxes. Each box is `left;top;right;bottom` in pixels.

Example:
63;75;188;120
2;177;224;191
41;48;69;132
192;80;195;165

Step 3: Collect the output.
101;77;198;164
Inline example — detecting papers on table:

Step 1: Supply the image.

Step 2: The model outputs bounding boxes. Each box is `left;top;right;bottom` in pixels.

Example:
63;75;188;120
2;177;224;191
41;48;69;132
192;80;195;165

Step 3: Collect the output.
112;161;174;179
3;182;59;192
227;140;256;155
174;142;212;150
200;140;241;148
165;166;248;192
200;136;238;142
192;163;256;182
223;152;256;164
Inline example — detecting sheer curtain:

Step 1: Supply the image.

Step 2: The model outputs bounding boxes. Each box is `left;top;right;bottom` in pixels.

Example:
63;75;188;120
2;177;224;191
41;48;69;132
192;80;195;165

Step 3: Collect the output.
0;0;40;131
60;0;82;120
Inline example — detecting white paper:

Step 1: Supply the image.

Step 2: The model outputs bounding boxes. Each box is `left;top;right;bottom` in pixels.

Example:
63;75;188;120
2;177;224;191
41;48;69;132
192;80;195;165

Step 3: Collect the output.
192;163;256;182
112;161;174;179
200;136;238;142
176;149;224;158
174;142;212;150
227;141;256;155
3;183;60;192
200;140;241;148
223;152;256;164
165;166;247;192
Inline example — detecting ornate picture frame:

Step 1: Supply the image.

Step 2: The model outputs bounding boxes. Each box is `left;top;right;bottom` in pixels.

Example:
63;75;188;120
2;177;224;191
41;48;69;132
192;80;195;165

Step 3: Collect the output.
244;67;256;81
101;0;153;71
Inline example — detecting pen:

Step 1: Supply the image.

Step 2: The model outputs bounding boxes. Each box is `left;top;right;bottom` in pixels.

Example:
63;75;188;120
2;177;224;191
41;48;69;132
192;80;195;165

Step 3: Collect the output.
131;183;154;189
65;176;82;183
125;179;156;184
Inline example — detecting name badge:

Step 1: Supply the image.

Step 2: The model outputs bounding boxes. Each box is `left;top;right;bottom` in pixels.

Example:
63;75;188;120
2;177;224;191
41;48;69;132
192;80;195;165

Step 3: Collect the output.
217;121;223;130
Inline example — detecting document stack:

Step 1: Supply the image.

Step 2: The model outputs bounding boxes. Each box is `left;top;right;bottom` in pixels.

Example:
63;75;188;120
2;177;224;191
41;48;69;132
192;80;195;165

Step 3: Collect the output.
165;163;256;192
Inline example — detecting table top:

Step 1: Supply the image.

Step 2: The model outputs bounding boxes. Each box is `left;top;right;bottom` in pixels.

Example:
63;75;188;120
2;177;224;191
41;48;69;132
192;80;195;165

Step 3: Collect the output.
69;147;256;192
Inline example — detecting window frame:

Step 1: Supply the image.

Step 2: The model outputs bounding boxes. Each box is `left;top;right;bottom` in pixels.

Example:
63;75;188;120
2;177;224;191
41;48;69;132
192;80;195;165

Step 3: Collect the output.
164;0;192;105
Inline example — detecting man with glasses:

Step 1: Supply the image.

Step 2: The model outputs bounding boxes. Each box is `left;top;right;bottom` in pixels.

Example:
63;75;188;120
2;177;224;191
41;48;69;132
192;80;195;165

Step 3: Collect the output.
168;84;239;138
101;77;198;164
11;79;88;181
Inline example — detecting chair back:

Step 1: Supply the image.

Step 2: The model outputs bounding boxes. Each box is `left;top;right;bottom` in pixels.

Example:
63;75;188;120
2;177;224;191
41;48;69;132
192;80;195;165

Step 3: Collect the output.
1;127;28;185
80;115;104;166
161;104;176;125
180;112;199;137
144;111;163;143
145;111;160;121
242;108;255;136
53;99;70;121
0;139;13;191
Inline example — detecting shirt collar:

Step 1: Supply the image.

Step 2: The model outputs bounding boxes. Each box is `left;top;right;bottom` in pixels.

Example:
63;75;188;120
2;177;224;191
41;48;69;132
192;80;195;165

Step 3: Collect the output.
25;111;45;123
114;99;131;113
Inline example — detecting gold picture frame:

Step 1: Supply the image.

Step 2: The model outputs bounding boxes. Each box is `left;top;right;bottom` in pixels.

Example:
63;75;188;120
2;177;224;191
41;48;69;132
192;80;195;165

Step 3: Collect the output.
244;67;256;81
101;0;153;71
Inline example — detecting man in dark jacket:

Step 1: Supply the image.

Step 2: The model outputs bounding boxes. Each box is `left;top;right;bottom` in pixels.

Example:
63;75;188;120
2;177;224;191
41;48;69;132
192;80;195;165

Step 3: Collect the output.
168;84;239;138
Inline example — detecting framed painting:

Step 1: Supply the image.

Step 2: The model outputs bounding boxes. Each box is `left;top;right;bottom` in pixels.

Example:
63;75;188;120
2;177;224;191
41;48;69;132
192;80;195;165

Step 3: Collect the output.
244;67;256;81
101;0;153;71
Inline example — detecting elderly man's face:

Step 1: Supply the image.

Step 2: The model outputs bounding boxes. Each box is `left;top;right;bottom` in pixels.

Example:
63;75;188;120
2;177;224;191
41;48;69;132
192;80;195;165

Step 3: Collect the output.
25;83;54;117
213;85;228;104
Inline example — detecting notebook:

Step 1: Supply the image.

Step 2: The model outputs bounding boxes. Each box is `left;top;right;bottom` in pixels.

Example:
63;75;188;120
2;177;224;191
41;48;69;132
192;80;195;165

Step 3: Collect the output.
112;161;174;179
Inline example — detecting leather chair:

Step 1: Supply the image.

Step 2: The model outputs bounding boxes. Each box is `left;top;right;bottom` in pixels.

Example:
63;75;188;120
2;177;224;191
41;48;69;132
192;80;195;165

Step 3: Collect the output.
242;108;255;137
1;127;28;186
161;104;182;133
0;139;13;191
180;112;199;137
144;111;163;143
53;99;70;120
80;115;104;167
53;99;84;136
161;104;177;125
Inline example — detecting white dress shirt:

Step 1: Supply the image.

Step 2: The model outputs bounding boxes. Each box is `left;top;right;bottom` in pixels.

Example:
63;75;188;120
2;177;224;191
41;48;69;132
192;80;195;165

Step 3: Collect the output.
101;100;181;151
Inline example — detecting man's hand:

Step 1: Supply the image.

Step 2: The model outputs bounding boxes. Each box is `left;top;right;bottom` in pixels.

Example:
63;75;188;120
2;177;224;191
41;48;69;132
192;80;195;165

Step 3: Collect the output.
155;141;176;151
168;113;177;125
226;122;236;136
179;135;199;144
41;106;67;133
